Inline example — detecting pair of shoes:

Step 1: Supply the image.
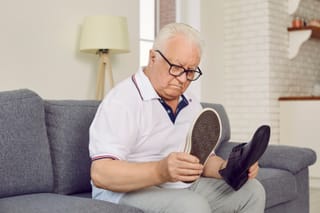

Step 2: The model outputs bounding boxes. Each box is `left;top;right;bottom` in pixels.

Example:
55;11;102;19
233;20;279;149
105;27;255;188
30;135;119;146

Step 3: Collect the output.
186;108;270;190
185;108;222;166
219;125;271;190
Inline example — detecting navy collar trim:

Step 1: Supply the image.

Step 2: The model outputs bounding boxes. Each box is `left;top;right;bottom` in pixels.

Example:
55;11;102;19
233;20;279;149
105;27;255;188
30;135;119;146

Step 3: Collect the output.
158;95;189;124
131;71;190;124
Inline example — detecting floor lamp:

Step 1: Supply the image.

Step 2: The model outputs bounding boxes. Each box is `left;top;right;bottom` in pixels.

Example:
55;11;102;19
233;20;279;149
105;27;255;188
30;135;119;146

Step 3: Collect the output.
79;15;130;100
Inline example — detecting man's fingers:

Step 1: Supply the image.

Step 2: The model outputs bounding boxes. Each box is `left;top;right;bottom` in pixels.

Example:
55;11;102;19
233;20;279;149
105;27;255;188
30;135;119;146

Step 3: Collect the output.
176;152;200;163
248;162;259;179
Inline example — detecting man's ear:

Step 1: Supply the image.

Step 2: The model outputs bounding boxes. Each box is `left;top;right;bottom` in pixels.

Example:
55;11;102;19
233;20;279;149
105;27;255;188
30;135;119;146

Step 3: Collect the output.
149;49;156;64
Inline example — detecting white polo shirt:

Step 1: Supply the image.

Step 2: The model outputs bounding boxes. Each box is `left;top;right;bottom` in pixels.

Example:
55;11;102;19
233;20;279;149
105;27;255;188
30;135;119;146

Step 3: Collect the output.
89;68;202;203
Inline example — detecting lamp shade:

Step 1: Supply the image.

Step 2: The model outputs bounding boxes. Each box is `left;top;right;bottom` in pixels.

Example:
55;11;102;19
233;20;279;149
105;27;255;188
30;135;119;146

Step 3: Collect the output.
80;15;130;54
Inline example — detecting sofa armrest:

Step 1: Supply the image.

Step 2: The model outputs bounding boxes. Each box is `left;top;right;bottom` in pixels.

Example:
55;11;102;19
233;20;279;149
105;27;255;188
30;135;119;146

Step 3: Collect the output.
216;142;317;174
259;144;316;174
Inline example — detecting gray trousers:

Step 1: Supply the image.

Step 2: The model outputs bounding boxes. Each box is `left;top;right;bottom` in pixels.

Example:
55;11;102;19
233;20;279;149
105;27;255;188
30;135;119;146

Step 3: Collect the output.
119;177;265;213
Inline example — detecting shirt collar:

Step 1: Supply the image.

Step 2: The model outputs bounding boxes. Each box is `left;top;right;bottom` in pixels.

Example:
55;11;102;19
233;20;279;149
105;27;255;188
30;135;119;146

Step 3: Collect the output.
132;68;160;101
132;67;192;104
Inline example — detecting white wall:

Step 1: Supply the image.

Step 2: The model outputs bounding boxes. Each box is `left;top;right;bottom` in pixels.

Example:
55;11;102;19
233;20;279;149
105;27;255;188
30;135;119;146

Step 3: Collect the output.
0;0;139;99
176;0;225;102
223;0;272;142
176;0;202;99
200;0;225;104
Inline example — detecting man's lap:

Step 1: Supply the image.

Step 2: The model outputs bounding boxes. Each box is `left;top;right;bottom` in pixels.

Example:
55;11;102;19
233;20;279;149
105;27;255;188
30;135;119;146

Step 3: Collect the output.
119;177;265;213
119;185;211;213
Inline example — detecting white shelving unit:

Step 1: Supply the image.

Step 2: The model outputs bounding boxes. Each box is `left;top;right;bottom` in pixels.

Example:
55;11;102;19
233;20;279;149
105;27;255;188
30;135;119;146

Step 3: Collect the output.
288;28;312;59
279;97;320;188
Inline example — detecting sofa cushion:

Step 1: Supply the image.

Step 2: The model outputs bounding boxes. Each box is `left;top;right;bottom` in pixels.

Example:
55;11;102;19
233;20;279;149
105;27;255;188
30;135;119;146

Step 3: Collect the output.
45;100;99;195
0;89;53;198
0;193;143;213
257;168;297;209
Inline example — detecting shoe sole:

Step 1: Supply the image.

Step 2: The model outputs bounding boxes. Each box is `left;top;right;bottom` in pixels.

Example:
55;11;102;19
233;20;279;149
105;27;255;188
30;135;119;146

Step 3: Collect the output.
242;125;270;169
186;108;222;165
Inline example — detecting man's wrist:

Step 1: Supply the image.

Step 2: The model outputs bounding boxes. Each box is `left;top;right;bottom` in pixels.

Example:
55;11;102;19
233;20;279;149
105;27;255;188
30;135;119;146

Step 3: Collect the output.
219;160;227;171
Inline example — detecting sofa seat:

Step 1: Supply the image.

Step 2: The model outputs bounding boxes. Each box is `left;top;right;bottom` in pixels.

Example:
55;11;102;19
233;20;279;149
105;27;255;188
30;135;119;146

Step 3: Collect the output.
258;168;297;208
0;193;141;213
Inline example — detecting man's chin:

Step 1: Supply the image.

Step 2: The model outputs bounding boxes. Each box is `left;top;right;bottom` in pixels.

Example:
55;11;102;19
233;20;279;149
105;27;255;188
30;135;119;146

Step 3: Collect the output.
164;90;183;99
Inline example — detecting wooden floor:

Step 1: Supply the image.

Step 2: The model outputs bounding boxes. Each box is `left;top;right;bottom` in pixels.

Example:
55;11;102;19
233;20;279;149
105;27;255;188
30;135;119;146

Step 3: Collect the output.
310;187;320;213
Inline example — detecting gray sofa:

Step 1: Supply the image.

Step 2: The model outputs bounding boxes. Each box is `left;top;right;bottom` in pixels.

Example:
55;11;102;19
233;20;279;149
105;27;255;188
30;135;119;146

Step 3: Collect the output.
0;89;316;213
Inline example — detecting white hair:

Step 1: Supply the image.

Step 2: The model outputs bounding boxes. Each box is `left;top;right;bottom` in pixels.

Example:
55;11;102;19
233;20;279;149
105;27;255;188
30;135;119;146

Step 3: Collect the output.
152;23;204;57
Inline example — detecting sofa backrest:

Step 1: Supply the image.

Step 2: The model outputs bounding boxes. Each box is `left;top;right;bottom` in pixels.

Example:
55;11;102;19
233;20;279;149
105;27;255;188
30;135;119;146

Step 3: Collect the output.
0;89;54;198
200;102;231;147
0;89;232;198
44;100;100;195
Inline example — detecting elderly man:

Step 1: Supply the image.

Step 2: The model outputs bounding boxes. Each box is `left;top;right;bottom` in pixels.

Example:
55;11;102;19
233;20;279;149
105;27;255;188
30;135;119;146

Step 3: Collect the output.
89;23;266;213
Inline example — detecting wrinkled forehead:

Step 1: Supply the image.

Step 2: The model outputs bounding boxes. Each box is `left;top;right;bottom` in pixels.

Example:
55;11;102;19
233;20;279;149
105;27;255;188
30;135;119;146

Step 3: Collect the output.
155;32;202;58
161;35;201;67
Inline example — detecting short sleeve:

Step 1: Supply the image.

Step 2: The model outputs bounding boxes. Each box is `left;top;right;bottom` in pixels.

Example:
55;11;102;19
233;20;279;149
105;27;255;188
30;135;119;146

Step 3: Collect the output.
89;97;138;161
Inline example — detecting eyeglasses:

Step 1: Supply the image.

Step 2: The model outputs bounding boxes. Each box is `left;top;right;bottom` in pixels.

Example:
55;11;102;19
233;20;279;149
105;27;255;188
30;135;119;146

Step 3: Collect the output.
155;50;202;81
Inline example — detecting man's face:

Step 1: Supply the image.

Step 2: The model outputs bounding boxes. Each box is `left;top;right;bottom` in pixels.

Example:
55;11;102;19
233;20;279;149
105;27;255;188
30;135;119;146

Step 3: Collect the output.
148;35;201;102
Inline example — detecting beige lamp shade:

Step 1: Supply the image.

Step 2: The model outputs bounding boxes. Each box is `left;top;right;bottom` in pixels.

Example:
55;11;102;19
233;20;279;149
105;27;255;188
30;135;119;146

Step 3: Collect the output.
79;15;130;54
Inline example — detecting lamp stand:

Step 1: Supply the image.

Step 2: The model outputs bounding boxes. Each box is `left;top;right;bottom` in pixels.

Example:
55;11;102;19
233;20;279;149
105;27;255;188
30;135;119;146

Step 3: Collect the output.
96;50;113;100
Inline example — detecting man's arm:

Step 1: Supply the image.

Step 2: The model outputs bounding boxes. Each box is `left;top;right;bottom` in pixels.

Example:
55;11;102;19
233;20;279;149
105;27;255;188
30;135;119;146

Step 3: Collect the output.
202;155;226;178
91;158;162;192
91;152;204;192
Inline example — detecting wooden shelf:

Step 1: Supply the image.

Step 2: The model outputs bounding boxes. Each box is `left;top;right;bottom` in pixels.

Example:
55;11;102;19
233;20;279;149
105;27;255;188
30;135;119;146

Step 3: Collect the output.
279;96;320;101
287;26;320;59
288;26;320;39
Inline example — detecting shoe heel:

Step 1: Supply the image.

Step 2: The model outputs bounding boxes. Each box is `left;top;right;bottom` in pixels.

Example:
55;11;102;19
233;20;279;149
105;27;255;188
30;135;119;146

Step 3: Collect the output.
219;168;248;191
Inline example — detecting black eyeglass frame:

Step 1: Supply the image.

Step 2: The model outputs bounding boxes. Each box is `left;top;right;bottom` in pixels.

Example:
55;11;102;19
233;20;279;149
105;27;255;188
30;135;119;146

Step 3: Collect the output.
155;50;202;81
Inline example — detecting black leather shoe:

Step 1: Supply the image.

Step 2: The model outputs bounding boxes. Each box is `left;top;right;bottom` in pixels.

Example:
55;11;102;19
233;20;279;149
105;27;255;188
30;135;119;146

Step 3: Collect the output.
219;125;270;190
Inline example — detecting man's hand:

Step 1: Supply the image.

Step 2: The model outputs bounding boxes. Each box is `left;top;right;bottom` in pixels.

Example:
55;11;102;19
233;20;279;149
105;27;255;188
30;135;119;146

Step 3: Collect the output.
203;156;260;180
248;162;259;179
157;152;204;183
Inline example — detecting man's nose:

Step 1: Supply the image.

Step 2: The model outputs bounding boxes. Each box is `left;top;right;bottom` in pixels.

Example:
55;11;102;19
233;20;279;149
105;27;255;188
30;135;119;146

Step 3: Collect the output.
176;71;188;82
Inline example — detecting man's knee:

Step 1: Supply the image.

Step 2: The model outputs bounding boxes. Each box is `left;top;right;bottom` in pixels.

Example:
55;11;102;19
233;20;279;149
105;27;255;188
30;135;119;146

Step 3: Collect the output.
170;192;211;213
246;179;265;198
242;179;266;206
